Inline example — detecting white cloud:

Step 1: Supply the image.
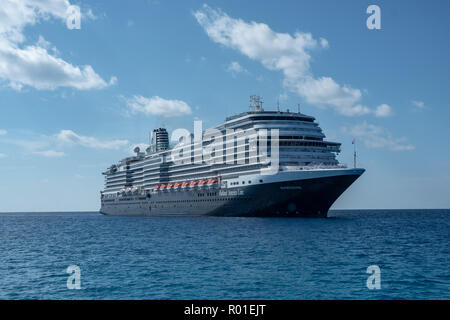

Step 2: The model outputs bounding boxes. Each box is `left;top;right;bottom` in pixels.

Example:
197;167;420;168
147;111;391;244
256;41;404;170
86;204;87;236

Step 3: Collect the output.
1;45;114;90
278;93;288;102
194;5;316;80
319;37;329;49
0;0;115;90
36;35;55;53
85;8;97;20
294;76;363;112
374;104;393;117
108;76;118;86
340;104;372;117
0;129;7;135
1;129;130;157
0;153;6;158
1;137;50;151
343;121;415;151
412;100;428;111
194;5;390;117
33;150;65;157
56;130;129;149
126;95;192;117
226;61;247;76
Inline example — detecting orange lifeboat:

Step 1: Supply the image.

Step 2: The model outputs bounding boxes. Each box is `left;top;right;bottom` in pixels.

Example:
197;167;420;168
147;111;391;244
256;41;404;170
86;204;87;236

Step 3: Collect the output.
198;180;207;187
206;178;218;187
153;185;160;191
189;181;198;188
173;182;181;189
181;182;189;189
160;184;167;190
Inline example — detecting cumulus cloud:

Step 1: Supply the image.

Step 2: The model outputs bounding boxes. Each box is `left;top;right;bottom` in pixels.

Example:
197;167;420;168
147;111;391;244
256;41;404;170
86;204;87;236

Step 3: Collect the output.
0;153;6;158
374;104;393;117
319;37;329;49
126;95;192;117
194;5;316;80
1;129;130;157
85;8;97;20
56;130;129;149
1;137;49;151
412;100;428;111
0;129;7;135
0;0;115;90
194;5;391;117
295;76;363;113
226;61;247;76
33;150;65;157
343;121;415;151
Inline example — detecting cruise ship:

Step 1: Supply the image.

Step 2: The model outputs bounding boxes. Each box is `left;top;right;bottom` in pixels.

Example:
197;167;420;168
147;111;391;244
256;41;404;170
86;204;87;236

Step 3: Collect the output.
100;96;364;217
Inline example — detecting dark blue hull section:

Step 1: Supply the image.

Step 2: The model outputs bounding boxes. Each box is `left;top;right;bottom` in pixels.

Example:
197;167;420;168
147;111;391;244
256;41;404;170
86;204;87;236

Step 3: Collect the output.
101;171;363;218
209;173;361;217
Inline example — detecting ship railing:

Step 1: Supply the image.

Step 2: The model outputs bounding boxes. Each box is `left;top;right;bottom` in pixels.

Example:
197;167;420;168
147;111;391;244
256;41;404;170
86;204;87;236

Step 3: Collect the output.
302;163;347;170
282;163;348;171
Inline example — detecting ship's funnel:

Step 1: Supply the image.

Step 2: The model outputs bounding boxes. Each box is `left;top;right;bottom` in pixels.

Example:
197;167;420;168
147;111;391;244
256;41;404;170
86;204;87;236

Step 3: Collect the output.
150;128;169;152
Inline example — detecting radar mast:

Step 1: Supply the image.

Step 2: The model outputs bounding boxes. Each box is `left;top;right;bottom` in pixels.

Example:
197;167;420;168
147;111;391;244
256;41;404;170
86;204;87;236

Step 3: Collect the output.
249;95;264;112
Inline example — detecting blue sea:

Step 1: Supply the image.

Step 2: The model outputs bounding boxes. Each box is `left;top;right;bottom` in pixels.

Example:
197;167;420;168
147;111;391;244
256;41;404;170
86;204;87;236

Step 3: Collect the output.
0;210;449;300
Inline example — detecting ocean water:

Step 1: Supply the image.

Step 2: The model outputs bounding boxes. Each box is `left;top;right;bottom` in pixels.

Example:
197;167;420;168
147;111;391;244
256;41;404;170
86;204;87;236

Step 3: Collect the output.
0;210;449;300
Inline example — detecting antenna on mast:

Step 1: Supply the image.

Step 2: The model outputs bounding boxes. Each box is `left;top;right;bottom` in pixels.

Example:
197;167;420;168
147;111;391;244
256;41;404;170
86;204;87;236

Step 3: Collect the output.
298;103;301;114
277;99;280;112
249;95;264;112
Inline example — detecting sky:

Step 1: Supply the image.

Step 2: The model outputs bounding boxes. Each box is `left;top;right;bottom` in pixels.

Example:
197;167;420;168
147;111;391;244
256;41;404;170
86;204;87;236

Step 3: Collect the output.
0;0;449;212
